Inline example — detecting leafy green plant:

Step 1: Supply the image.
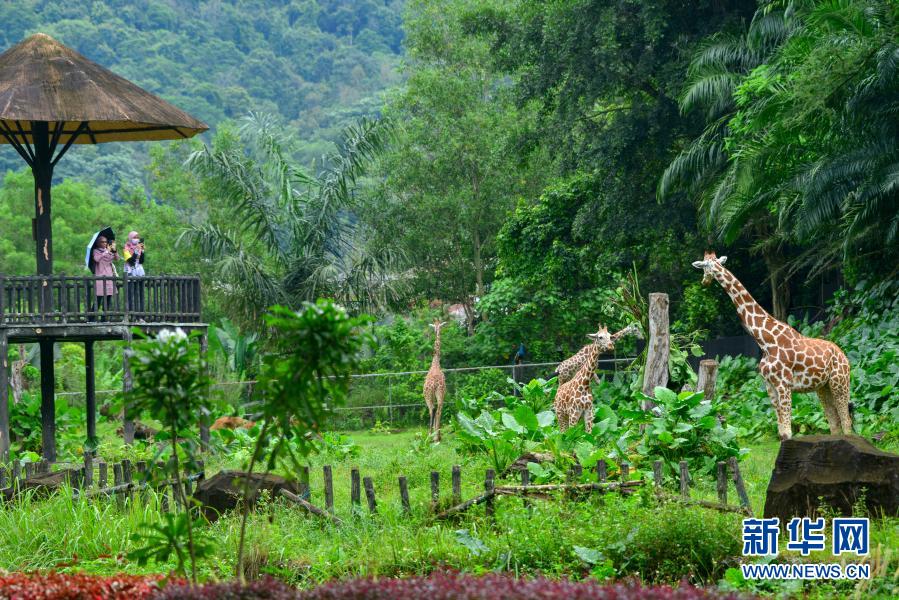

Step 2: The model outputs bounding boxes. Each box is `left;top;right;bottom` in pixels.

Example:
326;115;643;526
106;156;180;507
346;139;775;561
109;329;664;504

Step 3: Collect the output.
126;327;214;582
234;300;371;580
128;513;213;576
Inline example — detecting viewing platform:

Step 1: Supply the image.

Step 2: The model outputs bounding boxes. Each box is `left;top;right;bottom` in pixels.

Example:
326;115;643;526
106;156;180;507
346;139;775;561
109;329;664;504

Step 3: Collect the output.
0;274;208;462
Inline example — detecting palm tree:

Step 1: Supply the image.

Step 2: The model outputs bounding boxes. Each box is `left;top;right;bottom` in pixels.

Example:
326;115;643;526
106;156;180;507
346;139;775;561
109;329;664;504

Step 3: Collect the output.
181;113;402;324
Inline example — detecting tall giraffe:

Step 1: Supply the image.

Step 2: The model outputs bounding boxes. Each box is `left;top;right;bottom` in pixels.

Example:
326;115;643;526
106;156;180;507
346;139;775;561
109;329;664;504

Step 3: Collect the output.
423;319;447;442
553;325;616;433
554;323;640;385
693;251;852;440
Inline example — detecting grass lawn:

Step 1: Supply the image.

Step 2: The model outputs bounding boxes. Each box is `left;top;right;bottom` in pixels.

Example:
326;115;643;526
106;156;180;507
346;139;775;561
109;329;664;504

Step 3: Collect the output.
0;427;896;599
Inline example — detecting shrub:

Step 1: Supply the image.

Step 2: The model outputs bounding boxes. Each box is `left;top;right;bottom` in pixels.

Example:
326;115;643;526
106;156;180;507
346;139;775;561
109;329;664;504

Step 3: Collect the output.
0;572;169;599
295;571;746;599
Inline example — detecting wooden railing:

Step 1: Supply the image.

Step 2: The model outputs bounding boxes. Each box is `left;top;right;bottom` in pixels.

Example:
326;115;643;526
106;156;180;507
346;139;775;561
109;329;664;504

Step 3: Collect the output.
0;274;202;325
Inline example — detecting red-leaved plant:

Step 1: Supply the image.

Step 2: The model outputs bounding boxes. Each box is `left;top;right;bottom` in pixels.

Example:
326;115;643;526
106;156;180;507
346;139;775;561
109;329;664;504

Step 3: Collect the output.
0;572;173;600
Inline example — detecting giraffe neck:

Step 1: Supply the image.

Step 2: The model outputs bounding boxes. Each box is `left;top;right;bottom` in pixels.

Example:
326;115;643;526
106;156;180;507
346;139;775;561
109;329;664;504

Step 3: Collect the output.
572;343;600;385
713;266;782;348
431;330;442;367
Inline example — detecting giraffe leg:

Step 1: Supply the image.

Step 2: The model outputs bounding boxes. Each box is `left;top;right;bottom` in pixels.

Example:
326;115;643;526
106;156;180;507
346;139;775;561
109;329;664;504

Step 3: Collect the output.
556;405;569;432
831;376;853;435
766;380;793;441
583;402;594;434
817;386;840;435
434;390;444;442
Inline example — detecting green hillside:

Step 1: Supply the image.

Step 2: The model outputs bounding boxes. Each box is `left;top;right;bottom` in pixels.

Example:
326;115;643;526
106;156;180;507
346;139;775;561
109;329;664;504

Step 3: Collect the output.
0;0;404;195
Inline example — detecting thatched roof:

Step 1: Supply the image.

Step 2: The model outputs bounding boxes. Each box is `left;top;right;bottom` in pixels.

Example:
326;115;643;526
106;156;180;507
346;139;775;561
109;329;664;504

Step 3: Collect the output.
0;33;208;144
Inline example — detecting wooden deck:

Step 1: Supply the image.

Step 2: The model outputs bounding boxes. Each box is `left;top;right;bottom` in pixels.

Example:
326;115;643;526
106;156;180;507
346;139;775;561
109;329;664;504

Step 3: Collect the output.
0;274;208;462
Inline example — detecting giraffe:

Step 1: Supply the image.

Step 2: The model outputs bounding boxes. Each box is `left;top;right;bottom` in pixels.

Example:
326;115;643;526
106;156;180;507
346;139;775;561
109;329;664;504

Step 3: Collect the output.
554;323;640;385
423;319;447;442
553;325;616;433
692;251;852;440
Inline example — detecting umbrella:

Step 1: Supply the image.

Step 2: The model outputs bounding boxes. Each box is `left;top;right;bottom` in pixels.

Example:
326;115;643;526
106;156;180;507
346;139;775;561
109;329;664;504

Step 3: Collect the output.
85;227;116;273
0;33;208;277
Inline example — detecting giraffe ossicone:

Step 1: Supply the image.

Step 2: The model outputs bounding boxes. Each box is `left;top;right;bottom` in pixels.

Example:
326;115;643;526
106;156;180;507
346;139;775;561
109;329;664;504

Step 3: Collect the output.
423;319;448;442
554;323;640;385
693;251;852;440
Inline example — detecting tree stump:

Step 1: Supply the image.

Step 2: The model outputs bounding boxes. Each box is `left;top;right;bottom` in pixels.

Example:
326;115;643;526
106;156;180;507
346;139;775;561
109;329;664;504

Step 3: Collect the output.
764;435;899;522
193;470;300;521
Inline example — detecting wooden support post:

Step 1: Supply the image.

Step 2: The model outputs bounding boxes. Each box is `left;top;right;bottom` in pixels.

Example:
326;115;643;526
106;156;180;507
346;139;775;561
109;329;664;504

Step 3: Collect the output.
652;460;663;491
198;333;210;451
83;452;93;488
350;467;360;511
363;476;377;514
642;293;670;412
716;461;728;505
39;340;56;461
398;476;410;514
98;461;107;489
84;340;96;445
0;332;9;462
323;465;334;512
113;463;123;508
136;460;148;483
451;465;461;506
122;459;133;503
679;461;689;498
484;469;495;518
430;471;439;512
620;462;629;482
697;359;719;402
39;458;49;474
122;332;134;444
12;461;21;483
280;489;343;525
727;457;751;514
596;459;607;483
25;462;33;479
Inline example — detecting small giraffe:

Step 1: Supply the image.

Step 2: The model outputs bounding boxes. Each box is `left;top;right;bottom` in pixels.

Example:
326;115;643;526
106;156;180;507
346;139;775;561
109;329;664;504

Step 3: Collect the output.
423;319;447;442
693;251;852;440
554;323;640;385
553;325;616;433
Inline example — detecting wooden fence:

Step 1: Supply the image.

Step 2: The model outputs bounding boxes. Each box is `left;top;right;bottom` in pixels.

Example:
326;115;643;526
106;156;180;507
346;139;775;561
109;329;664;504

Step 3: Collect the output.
0;274;202;325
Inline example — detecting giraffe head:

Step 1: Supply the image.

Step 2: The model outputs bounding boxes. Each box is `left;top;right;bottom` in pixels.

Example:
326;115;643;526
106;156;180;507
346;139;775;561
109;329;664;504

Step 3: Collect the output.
429;319;447;332
586;325;615;353
692;251;727;286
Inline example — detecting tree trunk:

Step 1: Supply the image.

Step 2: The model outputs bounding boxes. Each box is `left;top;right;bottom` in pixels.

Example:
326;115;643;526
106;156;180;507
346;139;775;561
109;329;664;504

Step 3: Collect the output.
10;344;27;405
762;249;791;321
642;293;670;411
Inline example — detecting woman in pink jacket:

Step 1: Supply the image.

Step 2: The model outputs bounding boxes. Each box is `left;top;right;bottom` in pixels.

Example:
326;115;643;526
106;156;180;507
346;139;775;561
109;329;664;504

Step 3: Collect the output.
92;235;120;320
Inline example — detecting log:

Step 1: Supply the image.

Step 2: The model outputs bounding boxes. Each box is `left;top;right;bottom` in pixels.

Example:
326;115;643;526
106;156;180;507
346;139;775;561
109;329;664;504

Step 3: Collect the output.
434;490;494;520
398;476;410;513
764;435;899;522
323;465;334;512
363;476;377;514
281;489;343;525
656;491;751;516
642;293;670;411
451;465;461;505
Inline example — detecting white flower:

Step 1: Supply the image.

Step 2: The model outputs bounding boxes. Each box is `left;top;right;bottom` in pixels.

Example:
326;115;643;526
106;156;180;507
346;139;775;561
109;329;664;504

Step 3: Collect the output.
158;327;188;343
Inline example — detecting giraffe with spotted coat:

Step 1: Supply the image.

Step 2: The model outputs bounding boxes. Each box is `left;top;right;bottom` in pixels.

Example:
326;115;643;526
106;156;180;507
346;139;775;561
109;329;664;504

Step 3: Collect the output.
553;325;617;433
423;319;447;442
553;323;640;385
693;251;852;440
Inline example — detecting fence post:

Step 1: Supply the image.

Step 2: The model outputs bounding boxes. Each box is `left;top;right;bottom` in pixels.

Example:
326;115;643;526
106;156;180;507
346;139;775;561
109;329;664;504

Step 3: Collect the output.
727;457;751;513
484;469;495;518
642;293;670;411
716;461;728;505
351;467;361;512
652;460;663;491
363;476;377;514
521;467;531;513
83;452;93;488
697;359;719;402
298;465;310;501
679;461;690;498
98;461;107;489
323;465;334;512
398;475;411;514
430;471;439;512
620;462;630;482
596;459;607;483
451;465;461;506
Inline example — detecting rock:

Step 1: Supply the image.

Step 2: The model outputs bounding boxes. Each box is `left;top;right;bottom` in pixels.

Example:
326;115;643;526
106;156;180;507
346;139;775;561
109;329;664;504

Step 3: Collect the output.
210;416;256;431
764;435;899;522
115;422;158;440
193;470;300;521
501;452;555;478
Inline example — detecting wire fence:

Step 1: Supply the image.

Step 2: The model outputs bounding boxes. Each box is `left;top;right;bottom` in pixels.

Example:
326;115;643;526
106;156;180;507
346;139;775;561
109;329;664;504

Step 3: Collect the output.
49;357;637;431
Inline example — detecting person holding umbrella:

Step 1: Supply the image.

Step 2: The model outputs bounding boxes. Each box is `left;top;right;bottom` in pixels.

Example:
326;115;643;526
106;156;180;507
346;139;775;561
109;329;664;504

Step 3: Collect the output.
87;228;120;321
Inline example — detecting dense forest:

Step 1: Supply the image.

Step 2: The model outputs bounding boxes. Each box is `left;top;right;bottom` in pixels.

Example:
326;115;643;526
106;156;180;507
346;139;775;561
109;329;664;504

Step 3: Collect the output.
0;0;403;194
